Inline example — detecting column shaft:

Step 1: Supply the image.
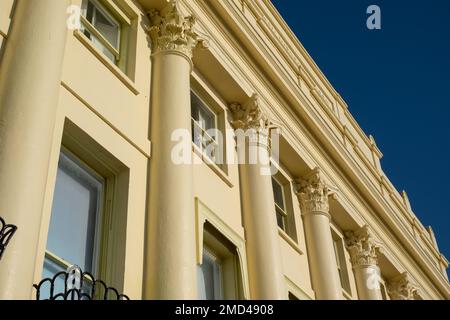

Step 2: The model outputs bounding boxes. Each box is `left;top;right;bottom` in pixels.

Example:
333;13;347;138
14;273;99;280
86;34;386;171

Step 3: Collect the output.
353;265;382;300
239;161;286;299
143;2;206;299
303;213;343;299
0;0;69;299
231;95;286;299
145;52;196;299
297;168;343;300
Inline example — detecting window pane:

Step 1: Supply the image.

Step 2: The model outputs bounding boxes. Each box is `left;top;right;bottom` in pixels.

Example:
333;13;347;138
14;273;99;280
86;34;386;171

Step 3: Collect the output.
45;152;104;274
92;35;116;62
86;1;95;22
333;240;341;268
191;93;215;131
276;210;285;230
41;258;67;299
272;178;285;210
93;7;119;49
197;251;223;300
81;0;120;64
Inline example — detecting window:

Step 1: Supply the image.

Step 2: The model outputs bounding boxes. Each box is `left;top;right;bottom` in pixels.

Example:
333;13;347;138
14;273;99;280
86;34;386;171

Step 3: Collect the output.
42;150;105;294
271;172;298;243
197;224;242;300
288;292;299;300
81;0;121;64
191;91;220;164
332;231;352;295
272;177;288;231
198;248;223;300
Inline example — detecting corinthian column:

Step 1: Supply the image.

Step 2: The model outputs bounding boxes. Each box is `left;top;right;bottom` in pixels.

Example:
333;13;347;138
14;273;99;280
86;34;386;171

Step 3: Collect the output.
345;226;382;300
144;1;206;299
296;168;343;300
0;0;69;299
387;272;421;300
230;95;287;300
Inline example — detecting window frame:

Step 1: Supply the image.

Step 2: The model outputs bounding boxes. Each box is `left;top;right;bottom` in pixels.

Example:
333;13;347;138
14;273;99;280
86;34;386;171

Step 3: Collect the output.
195;199;249;299
272;176;288;231
331;227;352;296
198;225;242;300
80;0;122;64
270;165;298;243
42;145;118;285
198;246;225;300
191;90;220;164
42;148;111;285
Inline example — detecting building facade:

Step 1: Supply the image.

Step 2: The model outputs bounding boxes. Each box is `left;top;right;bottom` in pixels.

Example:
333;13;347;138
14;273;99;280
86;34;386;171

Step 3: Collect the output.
0;0;449;300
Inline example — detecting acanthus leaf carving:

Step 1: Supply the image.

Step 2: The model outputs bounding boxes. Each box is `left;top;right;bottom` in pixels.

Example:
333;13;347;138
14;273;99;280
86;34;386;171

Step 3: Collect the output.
147;0;208;60
229;94;273;131
387;272;421;300
296;167;330;214
345;225;381;267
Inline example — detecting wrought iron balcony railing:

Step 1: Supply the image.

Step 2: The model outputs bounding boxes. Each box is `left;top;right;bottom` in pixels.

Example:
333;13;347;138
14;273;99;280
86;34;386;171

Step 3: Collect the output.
34;265;130;300
0;216;17;261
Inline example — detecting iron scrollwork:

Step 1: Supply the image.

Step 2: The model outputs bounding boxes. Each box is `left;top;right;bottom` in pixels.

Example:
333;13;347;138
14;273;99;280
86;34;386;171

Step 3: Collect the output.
34;265;130;300
0;216;17;261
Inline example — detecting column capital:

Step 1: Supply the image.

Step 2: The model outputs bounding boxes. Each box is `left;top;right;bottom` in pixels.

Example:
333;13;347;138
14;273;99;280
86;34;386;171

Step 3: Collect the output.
296;167;330;215
229;94;275;131
387;272;421;300
345;225;381;268
230;94;278;152
147;0;208;61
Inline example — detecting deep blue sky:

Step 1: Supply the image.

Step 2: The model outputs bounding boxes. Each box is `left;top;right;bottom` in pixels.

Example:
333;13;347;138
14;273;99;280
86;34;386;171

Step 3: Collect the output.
272;1;450;264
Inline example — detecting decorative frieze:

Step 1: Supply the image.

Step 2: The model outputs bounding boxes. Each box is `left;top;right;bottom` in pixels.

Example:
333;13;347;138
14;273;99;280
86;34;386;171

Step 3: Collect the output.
147;0;207;60
345;225;380;267
387;272;421;300
296;168;330;214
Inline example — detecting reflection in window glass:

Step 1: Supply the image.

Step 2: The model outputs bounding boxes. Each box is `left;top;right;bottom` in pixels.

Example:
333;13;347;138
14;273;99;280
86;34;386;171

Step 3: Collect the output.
272;177;287;230
191;92;219;163
43;151;104;284
197;249;223;300
81;0;121;63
